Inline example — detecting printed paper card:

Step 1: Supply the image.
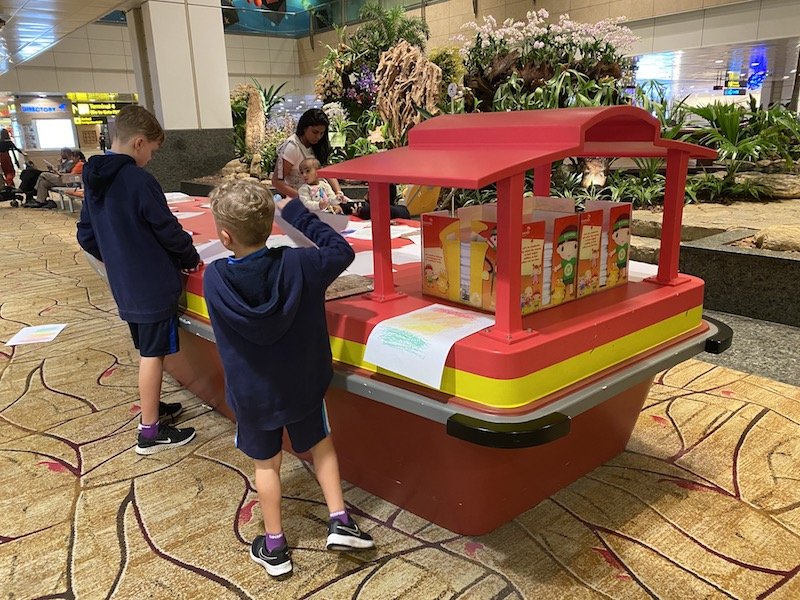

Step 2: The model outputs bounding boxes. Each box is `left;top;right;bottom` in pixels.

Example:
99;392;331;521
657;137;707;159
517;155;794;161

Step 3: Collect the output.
6;324;67;346
363;304;494;389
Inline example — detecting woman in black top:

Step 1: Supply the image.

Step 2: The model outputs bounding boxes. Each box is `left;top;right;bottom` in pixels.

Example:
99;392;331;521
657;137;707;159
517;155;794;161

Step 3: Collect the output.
0;128;25;187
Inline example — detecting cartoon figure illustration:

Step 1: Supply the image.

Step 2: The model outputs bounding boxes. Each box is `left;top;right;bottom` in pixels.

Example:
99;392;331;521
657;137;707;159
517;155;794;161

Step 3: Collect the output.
424;263;436;287
552;225;578;297
610;215;630;280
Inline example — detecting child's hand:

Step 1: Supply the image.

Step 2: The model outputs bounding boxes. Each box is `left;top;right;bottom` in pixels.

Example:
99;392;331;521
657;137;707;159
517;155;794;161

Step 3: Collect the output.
183;260;204;274
319;198;330;210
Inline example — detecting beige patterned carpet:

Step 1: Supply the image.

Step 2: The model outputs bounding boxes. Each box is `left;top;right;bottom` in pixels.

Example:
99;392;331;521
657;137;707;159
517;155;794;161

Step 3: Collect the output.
1;204;799;599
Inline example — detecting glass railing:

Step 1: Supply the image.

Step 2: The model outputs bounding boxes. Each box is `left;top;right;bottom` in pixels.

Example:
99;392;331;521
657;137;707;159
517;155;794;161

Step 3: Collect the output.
222;0;441;40
99;1;442;41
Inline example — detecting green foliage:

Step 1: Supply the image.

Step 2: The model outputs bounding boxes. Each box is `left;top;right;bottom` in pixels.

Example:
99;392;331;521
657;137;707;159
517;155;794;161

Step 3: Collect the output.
229;80;287;166
253;80;286;116
634;81;690;140
428;46;465;109
347;1;429;70
259;115;296;176
493;69;629;111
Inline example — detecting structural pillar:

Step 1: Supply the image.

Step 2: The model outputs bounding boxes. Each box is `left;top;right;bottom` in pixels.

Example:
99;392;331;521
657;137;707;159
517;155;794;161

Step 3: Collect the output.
126;0;234;192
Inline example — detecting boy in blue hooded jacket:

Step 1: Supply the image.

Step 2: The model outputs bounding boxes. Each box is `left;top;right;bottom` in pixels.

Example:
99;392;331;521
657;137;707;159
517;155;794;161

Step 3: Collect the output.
203;180;374;578
77;105;200;455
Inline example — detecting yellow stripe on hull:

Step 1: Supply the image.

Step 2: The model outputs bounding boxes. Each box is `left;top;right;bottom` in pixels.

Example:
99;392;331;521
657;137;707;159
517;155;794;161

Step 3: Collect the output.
330;305;704;409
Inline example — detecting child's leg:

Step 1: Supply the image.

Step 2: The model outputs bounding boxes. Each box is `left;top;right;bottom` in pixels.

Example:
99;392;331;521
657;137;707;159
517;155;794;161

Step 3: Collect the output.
240;426;292;575
308;436;345;515
254;453;284;535
138;355;164;426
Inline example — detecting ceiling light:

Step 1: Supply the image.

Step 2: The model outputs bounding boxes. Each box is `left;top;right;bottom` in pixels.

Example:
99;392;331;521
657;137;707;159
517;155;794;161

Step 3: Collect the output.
715;60;723;64
792;69;797;73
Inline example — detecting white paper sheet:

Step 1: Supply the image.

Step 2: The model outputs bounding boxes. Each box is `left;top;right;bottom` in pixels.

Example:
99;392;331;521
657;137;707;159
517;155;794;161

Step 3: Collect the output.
391;244;421;264
402;231;423;245
340;221;372;237
6;324;67;346
343;251;376;276
173;211;203;220
196;240;232;263
266;234;300;249
628;260;658;282
342;225;373;241
389;225;420;237
363;304;494;389
165;192;191;204
273;209;351;248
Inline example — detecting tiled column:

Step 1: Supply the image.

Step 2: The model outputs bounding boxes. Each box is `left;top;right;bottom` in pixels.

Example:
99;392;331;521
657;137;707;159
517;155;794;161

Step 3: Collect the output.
126;0;234;192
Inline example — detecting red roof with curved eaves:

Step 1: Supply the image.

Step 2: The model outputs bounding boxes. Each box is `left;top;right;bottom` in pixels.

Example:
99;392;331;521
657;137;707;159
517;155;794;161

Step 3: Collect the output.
320;106;717;188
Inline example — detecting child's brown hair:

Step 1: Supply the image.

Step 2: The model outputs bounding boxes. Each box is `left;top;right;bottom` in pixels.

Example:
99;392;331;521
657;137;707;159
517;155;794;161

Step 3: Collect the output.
209;180;275;246
113;105;165;145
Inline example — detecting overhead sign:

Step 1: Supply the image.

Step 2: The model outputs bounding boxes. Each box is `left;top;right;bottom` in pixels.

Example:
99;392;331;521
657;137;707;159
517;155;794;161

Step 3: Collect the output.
21;103;67;113
73;102;130;118
723;88;746;96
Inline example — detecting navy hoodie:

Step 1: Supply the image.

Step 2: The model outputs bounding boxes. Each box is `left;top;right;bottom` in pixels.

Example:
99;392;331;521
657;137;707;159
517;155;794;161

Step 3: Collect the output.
203;199;355;430
76;153;199;323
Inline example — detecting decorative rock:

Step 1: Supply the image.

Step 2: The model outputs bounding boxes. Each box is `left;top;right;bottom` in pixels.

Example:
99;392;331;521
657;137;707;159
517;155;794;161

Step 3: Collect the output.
220;158;248;175
250;153;263;177
235;172;251;179
754;225;800;252
245;89;266;155
736;172;800;199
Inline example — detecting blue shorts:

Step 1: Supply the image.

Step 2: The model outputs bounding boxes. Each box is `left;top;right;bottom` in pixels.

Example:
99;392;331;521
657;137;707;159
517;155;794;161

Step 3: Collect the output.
127;316;180;357
236;401;330;460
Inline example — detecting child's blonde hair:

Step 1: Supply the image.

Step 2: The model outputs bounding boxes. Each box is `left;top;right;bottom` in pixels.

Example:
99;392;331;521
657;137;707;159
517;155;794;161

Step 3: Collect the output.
113;105;165;144
299;157;321;172
209;180;275;246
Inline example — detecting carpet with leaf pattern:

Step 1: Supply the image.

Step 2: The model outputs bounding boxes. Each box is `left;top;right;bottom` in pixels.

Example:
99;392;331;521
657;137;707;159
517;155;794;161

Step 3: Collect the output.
1;205;799;599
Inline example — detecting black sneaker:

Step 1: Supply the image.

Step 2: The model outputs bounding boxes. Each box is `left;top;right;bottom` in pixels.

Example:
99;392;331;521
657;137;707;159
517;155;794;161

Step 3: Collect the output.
326;518;375;550
250;536;292;577
158;401;183;421
135;423;196;455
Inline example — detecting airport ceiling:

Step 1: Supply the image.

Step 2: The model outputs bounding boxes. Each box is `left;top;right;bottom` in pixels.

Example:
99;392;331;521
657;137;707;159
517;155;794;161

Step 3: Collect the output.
0;0;138;74
0;1;797;99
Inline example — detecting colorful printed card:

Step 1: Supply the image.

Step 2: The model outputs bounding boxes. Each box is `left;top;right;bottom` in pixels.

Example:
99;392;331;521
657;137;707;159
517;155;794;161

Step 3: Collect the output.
6;324;67;346
363;304;494;389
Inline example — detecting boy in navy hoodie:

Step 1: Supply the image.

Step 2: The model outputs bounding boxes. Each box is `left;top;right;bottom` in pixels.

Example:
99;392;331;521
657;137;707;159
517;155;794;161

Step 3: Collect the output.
203;180;374;578
77;105;200;455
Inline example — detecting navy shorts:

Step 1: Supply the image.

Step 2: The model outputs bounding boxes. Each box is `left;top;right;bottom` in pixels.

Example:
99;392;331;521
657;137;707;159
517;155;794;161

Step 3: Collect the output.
127;316;180;357
236;401;330;460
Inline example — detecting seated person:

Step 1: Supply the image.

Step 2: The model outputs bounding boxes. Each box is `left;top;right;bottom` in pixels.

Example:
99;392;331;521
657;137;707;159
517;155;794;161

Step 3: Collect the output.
19;161;43;204
297;157;342;213
31;150;85;209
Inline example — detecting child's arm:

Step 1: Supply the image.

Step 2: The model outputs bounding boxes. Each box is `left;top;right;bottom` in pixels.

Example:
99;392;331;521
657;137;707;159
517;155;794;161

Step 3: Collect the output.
298;184;320;210
320;179;337;202
140;179;200;269
280;198;354;287
76;197;102;260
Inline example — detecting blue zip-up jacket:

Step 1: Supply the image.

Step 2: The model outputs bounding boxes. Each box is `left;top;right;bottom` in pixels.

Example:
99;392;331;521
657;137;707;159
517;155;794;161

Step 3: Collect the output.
203;199;355;430
76;153;199;323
